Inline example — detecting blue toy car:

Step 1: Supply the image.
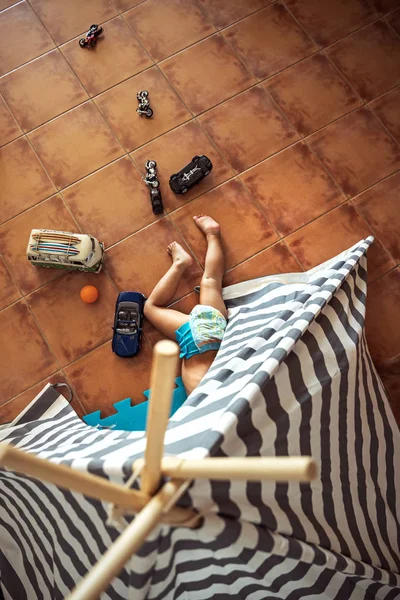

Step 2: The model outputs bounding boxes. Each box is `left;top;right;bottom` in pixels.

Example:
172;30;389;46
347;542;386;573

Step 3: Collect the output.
112;291;146;357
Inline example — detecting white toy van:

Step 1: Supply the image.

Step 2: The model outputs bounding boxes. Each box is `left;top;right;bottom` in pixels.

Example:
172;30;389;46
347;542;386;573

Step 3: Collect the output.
26;229;104;273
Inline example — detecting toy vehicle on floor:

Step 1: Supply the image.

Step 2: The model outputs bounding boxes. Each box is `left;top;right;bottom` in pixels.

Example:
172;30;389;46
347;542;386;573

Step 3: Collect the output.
136;90;153;118
169;155;213;194
112;291;146;358
26;229;104;273
143;160;164;214
79;24;103;48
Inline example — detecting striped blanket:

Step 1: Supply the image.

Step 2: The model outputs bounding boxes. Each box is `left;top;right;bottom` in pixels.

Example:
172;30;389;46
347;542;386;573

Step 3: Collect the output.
0;236;399;599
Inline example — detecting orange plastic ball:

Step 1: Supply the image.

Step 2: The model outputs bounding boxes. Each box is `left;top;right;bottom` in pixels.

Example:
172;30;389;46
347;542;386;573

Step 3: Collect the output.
80;285;99;303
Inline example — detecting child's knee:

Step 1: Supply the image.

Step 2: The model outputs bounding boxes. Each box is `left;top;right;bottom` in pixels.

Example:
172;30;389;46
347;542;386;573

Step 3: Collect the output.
144;301;153;318
201;275;221;290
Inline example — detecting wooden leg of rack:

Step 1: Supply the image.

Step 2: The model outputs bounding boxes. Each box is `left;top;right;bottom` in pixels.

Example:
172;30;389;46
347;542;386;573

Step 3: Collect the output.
140;340;179;496
66;480;185;600
134;456;317;482
0;443;149;511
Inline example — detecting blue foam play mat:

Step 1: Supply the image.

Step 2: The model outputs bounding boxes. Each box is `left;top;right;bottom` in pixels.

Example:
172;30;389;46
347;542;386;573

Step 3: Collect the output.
83;377;187;431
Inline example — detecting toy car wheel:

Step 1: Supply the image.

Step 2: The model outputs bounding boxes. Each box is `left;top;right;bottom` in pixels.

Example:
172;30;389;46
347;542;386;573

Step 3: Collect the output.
79;38;87;47
181;187;188;194
90;24;98;30
145;108;153;118
146;160;157;169
97;26;104;34
141;90;149;97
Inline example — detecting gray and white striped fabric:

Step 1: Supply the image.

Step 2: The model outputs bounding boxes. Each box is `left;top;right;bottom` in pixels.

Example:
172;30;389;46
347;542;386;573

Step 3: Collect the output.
1;236;399;600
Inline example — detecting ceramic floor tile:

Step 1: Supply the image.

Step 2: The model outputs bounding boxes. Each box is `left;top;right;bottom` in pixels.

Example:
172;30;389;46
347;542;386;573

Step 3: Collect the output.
285;202;395;282
170;179;278;270
28;102;124;189
113;0;143;10
131;120;234;212
0;372;85;424
106;217;202;299
241;142;345;236
0;137;56;224
372;0;400;14
197;0;274;29
308;108;400;197
353;172;400;263
124;0;215;62
0;0;19;9
223;3;316;80
60;17;152;97
223;241;301;287
370;86;400;144
159;34;255;115
0;94;21;146
94;66;191;152
0;2;54;76
388;9;400;34
285;0;377;46
0;50;88;132
198;86;298;173
328;21;400;102
265;53;362;136
0;195;78;295
64;338;154;417
169;292;199;313
0;300;58;402
366;267;400;360
0;256;20;310
62;157;157;248
29;0;117;45
27;271;117;366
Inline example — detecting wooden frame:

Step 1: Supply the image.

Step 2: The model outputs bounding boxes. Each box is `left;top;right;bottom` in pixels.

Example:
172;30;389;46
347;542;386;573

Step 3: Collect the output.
0;339;318;600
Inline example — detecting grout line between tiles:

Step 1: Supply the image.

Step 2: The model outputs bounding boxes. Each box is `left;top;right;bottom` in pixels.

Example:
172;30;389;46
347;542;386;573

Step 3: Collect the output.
25;0;59;48
366;102;400;151
0;250;24;298
24;298;63;371
280;0;321;49
195;0;280;32
368;264;399;287
367;82;400;105
349;199;398;266
322;50;365;105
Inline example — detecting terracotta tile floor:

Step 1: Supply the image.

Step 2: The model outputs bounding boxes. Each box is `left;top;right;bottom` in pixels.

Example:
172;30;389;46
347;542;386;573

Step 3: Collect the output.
1;0;400;425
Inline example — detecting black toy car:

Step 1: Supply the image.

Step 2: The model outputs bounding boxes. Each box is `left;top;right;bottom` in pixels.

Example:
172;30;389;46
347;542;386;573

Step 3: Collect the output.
169;155;213;194
112;291;145;357
143;160;164;214
137;90;153;118
79;24;103;48
150;188;163;215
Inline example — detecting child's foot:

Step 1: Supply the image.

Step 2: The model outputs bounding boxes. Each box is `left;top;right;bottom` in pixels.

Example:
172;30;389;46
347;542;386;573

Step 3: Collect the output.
193;214;220;236
167;242;192;268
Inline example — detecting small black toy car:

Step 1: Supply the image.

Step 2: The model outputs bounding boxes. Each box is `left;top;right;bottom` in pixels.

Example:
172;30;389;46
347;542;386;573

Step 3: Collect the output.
112;291;146;357
143;160;164;214
169;155;213;194
79;24;103;48
137;90;153;118
150;188;163;215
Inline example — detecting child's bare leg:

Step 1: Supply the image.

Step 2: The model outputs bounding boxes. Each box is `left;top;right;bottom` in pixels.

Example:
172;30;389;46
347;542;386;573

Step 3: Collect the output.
144;242;192;340
193;215;228;319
